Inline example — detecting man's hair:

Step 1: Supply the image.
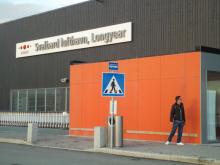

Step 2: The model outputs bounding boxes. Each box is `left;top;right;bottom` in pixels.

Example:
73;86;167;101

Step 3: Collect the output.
175;96;181;102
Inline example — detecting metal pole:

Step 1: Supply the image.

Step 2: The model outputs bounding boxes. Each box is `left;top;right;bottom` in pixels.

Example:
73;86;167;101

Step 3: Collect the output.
26;90;28;112
10;90;12;112
35;90;37;112
45;88;47;113
54;88;57;112
17;90;20;112
65;87;68;112
111;96;114;148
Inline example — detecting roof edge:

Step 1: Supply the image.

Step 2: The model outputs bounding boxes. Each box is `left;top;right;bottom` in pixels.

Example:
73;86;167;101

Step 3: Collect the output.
195;46;220;54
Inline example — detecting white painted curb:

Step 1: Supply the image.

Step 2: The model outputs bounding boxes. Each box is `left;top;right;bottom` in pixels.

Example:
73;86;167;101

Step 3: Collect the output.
0;138;28;145
94;148;220;165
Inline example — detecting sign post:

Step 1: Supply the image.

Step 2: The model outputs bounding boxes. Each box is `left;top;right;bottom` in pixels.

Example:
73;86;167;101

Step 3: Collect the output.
102;62;125;148
109;61;117;149
111;97;114;148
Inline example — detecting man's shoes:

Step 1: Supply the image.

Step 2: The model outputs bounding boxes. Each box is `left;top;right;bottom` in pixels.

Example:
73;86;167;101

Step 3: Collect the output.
177;142;184;146
165;141;171;145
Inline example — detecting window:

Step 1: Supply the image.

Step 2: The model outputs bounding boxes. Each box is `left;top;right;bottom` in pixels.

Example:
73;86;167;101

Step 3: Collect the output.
46;88;55;112
11;90;18;112
67;88;70;113
18;90;27;112
28;89;36;112
207;71;220;142
56;88;66;112
37;89;45;112
10;87;69;113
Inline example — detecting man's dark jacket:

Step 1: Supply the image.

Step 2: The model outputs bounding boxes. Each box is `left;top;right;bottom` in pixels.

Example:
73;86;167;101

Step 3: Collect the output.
170;103;185;122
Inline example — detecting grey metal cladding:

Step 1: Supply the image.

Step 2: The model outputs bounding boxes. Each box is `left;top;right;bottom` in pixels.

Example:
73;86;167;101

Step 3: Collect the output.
0;0;220;110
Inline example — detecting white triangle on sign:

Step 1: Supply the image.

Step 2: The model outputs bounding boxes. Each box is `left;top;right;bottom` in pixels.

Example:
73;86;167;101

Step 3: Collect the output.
104;76;123;94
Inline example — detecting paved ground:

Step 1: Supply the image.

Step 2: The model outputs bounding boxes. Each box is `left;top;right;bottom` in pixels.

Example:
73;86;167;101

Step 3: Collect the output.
120;140;220;160
0;143;194;165
0;126;220;164
0;126;68;140
0;126;27;139
0;126;93;150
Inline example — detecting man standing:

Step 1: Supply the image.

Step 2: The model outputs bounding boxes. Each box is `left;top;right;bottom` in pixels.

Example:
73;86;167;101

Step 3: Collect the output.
165;96;185;146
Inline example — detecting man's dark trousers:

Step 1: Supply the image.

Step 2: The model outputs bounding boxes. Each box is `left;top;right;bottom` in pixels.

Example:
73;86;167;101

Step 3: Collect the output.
168;120;184;143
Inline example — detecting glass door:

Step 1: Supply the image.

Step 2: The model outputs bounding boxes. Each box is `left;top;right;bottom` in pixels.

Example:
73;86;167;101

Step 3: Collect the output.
207;71;220;142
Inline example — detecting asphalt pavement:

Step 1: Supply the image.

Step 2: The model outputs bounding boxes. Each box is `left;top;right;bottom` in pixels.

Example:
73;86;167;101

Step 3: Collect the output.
0;143;194;165
0;126;220;164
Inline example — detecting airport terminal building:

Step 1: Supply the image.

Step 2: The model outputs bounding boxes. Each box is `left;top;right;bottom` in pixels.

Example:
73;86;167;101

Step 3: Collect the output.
0;0;220;144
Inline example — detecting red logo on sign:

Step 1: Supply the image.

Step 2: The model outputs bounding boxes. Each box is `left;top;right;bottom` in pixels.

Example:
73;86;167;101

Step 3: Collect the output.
19;44;31;50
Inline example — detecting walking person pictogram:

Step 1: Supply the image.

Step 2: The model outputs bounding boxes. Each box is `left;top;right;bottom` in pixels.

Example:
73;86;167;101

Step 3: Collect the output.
110;79;117;93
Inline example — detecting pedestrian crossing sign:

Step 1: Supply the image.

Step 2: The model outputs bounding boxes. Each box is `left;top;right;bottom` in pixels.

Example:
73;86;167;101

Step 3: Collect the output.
102;73;125;97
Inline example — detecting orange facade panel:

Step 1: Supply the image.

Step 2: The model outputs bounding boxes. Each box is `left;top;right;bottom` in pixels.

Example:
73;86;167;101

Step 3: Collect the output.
69;52;201;144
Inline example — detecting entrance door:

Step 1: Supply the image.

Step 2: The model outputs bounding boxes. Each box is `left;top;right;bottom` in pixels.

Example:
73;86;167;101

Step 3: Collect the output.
207;71;220;142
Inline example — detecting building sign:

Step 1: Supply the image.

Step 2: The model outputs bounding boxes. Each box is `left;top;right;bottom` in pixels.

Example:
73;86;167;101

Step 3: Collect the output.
16;22;132;58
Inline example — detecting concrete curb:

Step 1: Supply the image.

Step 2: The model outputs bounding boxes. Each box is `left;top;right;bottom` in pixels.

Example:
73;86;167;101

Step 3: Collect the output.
0;138;220;165
31;144;94;153
94;148;220;165
0;138;94;153
0;138;28;145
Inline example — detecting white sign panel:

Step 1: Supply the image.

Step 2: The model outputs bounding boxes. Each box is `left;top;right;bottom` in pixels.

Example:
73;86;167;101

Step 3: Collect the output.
16;22;132;58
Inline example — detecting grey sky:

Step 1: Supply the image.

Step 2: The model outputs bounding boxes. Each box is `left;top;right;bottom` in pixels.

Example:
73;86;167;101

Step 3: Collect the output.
0;0;88;24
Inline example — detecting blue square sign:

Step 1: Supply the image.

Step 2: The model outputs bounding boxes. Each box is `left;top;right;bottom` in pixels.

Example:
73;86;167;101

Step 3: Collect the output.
102;73;125;97
108;62;118;71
